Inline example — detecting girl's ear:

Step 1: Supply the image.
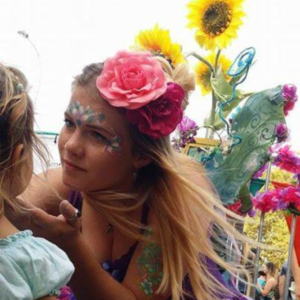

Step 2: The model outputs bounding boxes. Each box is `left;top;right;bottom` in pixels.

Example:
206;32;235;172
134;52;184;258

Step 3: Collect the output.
11;144;24;169
133;153;152;169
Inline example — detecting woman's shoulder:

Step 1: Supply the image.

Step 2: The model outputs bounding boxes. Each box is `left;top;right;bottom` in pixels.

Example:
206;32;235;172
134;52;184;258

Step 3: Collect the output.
20;167;70;215
267;276;277;287
0;230;74;299
268;277;277;282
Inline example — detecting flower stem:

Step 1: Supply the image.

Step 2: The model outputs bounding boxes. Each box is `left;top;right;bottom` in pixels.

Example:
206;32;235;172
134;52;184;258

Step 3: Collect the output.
185;52;215;76
208;91;217;139
206;50;221;139
214;49;222;74
185;51;218;139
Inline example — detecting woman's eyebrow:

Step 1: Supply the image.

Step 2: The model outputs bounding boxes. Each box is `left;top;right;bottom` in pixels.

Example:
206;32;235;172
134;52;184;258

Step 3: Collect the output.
64;111;115;136
86;124;113;136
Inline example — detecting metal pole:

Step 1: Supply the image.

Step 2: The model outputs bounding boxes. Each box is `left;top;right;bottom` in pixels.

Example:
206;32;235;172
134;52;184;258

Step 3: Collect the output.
251;160;273;298
284;213;298;300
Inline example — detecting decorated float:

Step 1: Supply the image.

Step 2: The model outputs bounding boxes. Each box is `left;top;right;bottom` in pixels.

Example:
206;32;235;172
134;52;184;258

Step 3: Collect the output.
131;0;299;299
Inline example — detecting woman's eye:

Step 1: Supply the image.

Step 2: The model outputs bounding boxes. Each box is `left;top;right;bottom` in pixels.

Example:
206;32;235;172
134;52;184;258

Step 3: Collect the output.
91;131;106;141
64;119;75;128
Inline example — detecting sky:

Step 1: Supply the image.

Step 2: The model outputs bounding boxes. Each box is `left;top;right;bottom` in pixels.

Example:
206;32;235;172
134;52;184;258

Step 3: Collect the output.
1;0;300;165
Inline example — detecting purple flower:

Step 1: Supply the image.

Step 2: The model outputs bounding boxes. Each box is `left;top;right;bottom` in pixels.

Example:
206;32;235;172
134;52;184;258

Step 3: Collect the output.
296;174;300;184
177;116;198;133
275;123;289;142
58;286;76;300
174;116;199;149
282;84;298;116
247;208;256;217
282;84;298;102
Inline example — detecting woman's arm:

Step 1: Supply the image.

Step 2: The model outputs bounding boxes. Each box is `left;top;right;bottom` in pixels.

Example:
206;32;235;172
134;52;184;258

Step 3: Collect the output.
257;278;276;296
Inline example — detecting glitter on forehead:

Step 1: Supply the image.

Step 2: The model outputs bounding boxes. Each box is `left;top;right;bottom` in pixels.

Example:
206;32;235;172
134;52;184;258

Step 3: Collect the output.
67;100;109;128
66;100;124;157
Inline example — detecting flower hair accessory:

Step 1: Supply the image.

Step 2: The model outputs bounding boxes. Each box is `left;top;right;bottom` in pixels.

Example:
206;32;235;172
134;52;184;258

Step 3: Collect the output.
96;50;185;139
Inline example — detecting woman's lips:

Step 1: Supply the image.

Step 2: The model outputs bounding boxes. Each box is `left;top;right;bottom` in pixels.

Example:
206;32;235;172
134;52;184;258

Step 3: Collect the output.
63;160;86;172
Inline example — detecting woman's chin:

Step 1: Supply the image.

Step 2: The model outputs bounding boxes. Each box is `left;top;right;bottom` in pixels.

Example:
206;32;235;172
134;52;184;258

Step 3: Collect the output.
62;176;83;191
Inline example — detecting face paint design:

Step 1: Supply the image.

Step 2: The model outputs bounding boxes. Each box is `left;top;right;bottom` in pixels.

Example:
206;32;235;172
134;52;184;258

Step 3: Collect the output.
66;100;124;157
98;112;106;124
68;101;96;126
137;228;163;298
104;134;124;157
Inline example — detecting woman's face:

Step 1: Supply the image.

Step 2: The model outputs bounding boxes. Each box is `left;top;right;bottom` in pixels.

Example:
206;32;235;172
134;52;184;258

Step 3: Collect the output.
263;265;268;274
58;86;137;192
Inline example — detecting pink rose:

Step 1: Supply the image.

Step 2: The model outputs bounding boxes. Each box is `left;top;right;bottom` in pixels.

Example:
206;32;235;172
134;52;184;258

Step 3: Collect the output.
96;51;167;109
126;82;185;139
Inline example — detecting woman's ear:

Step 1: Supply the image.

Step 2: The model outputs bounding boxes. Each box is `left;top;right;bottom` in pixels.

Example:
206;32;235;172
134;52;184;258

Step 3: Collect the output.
11;144;24;169
133;153;152;169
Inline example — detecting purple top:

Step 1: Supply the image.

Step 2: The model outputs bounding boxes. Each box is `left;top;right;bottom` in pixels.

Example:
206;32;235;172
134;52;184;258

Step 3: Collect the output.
58;191;247;300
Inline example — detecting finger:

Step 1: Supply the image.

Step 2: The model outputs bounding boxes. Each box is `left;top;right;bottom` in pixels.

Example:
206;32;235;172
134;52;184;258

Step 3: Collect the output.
59;200;81;228
28;206;57;228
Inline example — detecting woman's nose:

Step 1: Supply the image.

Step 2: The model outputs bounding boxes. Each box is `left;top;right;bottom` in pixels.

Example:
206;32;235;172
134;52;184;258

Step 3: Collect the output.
64;131;85;158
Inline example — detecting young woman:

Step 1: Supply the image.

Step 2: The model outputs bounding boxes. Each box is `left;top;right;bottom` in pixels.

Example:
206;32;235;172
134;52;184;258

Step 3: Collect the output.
12;50;247;300
256;262;277;300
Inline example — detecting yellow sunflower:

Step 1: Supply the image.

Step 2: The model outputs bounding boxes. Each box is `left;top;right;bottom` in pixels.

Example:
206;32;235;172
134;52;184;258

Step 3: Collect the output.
187;0;245;50
134;24;186;66
195;52;232;95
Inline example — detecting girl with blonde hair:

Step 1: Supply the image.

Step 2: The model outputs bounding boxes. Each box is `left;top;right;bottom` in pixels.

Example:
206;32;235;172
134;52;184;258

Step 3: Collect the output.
0;63;74;299
12;50;248;300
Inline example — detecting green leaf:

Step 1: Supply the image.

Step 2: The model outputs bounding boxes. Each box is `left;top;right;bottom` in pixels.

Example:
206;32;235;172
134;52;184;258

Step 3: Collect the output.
238;185;252;213
211;68;242;103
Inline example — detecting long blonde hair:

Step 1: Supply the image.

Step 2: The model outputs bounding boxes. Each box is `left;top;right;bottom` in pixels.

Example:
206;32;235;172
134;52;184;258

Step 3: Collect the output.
72;58;249;299
0;64;47;216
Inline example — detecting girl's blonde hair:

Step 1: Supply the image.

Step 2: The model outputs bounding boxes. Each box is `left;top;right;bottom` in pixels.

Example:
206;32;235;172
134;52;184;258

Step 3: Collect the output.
0;64;46;216
72;58;249;300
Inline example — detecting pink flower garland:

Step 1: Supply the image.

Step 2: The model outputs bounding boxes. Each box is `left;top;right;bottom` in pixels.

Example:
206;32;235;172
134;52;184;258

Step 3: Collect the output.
271;145;300;175
252;186;300;213
254;145;300;179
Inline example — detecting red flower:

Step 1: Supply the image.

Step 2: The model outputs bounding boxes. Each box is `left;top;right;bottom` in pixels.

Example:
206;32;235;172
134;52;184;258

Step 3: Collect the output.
227;200;243;215
284;100;296;116
126;82;185;139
